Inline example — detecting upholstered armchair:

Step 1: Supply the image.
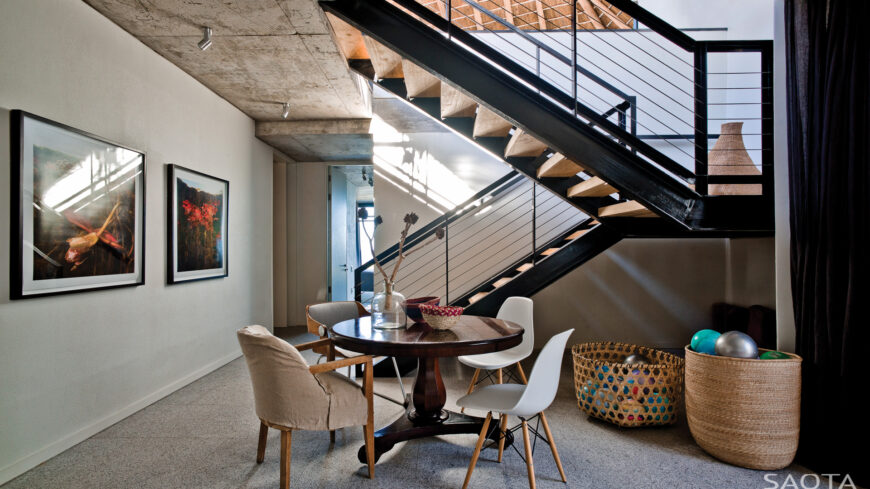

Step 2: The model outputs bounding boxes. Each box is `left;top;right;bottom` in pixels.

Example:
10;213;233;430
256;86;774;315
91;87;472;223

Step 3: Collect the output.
236;325;375;489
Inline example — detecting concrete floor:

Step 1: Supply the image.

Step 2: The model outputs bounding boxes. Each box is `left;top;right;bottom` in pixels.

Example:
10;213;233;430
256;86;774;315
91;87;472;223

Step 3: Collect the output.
3;327;812;489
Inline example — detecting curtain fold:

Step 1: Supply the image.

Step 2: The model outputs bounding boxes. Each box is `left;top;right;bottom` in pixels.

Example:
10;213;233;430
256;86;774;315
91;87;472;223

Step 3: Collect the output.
786;0;869;484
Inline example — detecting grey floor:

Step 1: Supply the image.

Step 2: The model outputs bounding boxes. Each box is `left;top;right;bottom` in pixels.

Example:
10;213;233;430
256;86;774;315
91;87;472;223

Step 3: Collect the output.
4;327;813;489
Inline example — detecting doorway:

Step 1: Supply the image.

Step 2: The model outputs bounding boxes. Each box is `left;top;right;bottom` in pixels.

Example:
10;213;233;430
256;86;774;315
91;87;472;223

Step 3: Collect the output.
328;165;373;302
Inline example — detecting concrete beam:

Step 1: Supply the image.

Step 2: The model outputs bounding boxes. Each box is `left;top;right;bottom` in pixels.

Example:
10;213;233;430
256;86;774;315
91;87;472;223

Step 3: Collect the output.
255;119;372;137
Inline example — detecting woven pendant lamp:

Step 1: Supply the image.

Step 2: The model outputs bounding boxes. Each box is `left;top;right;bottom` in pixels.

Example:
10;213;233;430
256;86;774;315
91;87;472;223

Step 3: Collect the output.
707;122;762;195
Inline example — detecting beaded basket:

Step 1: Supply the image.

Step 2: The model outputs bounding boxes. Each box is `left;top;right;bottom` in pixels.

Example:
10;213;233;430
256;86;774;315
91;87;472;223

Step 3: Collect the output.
419;304;464;330
572;342;685;427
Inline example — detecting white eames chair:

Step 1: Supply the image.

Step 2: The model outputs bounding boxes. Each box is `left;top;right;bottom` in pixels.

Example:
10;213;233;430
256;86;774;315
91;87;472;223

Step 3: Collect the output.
457;297;534;413
457;329;574;489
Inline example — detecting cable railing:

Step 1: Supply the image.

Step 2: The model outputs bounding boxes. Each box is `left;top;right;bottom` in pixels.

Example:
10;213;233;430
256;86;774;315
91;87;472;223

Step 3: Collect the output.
389;0;773;197
353;173;589;306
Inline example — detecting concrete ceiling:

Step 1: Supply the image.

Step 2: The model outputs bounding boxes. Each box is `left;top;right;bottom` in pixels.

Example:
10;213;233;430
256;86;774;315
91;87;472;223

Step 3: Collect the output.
83;0;371;124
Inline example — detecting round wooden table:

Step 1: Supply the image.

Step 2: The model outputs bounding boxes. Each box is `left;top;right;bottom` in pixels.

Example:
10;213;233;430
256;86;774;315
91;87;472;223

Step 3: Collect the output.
330;315;523;463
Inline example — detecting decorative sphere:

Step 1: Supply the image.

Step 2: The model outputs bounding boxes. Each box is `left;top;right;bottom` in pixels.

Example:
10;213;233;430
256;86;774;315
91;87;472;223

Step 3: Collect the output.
760;350;790;360
623;353;649;365
690;329;720;355
714;331;758;358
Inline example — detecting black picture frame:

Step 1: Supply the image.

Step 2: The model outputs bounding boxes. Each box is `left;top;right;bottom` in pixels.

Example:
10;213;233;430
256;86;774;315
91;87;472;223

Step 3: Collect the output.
10;110;146;299
167;164;229;284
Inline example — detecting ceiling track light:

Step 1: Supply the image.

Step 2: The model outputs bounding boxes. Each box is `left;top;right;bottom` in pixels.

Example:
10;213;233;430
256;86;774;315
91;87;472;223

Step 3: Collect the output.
198;26;212;51
281;103;290;119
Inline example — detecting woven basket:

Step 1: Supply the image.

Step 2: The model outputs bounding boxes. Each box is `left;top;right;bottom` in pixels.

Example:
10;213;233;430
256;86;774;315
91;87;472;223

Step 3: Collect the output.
685;346;802;470
572;342;685;427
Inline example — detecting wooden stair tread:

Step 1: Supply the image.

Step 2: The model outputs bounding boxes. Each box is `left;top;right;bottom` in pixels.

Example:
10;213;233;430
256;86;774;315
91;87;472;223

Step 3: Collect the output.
492;277;513;288
401;59;441;98
473;107;512;138
567;177;617;198
566;229;589;240
326;13;368;60
468;291;489;304
540;247;561;256
516;263;534;273
598;201;658;218
537;153;584;178
362;37;403;79
441;84;477;118
504;129;548;158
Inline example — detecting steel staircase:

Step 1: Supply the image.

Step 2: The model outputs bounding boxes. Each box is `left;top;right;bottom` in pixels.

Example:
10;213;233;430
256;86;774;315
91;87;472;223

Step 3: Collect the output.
336;0;774;316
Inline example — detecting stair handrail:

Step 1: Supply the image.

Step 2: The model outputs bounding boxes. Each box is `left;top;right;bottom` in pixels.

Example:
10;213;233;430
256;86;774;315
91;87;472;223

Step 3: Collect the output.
380;0;697;182
354;170;523;296
459;0;633;103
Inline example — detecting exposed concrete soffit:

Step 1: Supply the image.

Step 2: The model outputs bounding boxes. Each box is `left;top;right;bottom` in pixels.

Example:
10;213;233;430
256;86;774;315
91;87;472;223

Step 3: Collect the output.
255;119;373;137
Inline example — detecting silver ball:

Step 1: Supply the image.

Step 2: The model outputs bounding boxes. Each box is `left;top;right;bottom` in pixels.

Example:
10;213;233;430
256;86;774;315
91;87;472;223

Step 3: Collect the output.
623;353;649;364
714;331;758;358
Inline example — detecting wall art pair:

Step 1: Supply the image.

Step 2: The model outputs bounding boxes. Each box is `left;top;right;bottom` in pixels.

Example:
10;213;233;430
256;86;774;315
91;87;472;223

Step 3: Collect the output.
10;110;228;299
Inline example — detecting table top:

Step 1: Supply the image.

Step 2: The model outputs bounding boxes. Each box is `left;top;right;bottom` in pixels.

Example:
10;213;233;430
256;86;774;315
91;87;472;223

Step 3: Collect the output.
329;315;524;357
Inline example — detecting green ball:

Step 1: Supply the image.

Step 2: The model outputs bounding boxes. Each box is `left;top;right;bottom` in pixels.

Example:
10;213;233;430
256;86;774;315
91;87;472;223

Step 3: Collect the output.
760;351;789;360
690;329;720;355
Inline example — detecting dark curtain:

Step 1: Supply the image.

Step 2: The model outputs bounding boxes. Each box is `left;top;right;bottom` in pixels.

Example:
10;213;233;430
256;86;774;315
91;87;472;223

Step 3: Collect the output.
786;0;869;484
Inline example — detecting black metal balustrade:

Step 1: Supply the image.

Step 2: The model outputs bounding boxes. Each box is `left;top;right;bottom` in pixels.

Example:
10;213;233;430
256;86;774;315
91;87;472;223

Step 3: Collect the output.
353;171;589;305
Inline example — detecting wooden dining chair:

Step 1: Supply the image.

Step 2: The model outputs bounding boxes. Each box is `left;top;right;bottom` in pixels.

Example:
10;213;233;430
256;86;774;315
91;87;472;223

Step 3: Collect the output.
236;325;375;489
306;301;407;403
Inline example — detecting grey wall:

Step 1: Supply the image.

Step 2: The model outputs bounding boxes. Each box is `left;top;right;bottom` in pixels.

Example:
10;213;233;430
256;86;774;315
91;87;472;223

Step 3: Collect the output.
0;0;273;483
532;238;775;349
273;161;329;326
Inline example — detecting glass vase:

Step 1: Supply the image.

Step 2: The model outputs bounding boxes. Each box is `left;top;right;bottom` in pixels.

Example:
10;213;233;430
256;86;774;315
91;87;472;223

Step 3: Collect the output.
371;282;407;329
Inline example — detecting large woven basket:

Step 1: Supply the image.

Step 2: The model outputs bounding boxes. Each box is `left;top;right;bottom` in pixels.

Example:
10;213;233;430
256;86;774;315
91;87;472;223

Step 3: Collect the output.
685;347;802;470
572;342;685;427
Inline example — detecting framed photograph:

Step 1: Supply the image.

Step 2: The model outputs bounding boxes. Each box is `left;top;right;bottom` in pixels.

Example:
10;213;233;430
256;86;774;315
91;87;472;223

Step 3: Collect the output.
10;110;146;299
167;165;229;283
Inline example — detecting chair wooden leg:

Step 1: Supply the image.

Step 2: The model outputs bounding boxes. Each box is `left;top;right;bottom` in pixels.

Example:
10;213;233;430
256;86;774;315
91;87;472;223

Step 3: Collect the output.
460;368;481;414
462;412;492;489
256;422;268;463
364;357;375;479
280;430;292;489
497;413;507;463
516;362;528;384
539;412;566;482
497;368;503;384
522;420;536;489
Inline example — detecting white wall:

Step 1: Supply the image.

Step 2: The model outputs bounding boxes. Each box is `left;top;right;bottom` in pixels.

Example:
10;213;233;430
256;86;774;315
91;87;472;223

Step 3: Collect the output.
273;162;329;327
0;0;273;483
532;237;775;349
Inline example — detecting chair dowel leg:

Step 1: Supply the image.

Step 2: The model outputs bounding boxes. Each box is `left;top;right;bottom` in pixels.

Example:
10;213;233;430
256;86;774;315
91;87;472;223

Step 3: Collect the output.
462;412;492;489
391;357;406;400
539;412;566;483
497;413;507;463
497;368;503;384
522;420;536;489
257;422;268;463
280;430;292;489
516;362;528;384
460;369;480;414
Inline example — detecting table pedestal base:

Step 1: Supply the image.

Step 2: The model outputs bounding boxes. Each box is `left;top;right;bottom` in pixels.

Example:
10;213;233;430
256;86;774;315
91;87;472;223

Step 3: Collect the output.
356;407;513;463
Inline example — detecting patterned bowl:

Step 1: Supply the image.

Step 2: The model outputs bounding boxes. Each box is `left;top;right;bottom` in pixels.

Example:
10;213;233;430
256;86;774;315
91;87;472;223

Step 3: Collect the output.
418;304;464;330
403;296;441;323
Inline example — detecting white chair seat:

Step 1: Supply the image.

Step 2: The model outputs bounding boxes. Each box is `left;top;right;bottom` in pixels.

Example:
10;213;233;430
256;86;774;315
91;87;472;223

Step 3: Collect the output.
458;348;530;370
456;383;527;414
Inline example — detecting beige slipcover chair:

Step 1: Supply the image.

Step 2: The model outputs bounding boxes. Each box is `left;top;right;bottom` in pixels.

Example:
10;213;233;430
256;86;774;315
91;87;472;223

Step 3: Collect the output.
237;325;375;489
